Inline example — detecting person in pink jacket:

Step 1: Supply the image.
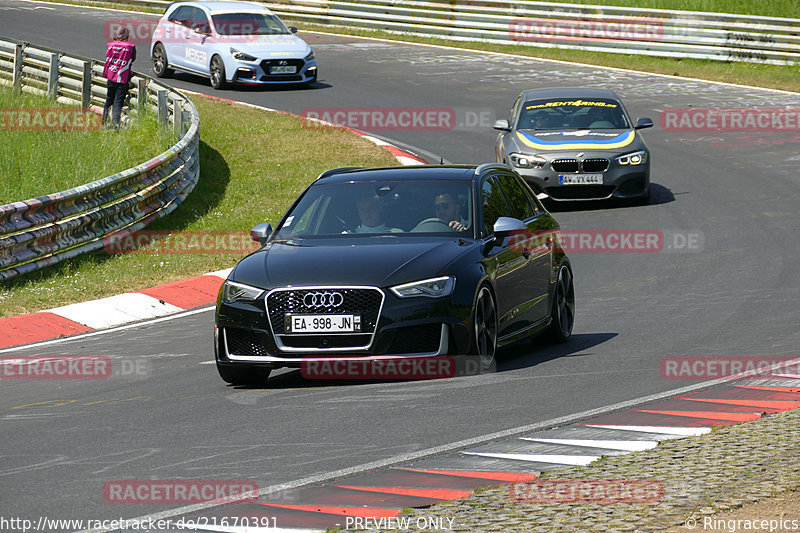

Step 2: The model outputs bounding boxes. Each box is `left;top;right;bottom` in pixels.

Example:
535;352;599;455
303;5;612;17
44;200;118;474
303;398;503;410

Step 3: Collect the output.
102;26;137;128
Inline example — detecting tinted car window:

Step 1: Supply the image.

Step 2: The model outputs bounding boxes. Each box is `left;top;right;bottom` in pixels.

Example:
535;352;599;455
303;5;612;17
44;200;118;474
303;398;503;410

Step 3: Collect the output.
481;177;511;236
168;6;194;25
496;174;537;221
275;180;474;238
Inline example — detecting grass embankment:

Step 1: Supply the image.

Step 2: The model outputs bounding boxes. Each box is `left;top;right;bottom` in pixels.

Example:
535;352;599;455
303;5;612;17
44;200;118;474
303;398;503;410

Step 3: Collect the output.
0;86;173;204
0;95;399;317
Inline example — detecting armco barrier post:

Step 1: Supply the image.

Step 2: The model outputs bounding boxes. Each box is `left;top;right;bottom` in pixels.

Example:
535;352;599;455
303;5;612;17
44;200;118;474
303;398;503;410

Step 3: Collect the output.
173;97;183;138
157;89;168;129
47;53;59;99
137;78;147;113
81;60;92;109
12;43;23;90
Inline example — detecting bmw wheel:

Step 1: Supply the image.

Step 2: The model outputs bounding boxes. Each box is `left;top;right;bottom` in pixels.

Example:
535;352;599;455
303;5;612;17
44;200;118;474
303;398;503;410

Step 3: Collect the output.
152;43;173;78
473;285;498;369
547;265;575;343
210;56;227;90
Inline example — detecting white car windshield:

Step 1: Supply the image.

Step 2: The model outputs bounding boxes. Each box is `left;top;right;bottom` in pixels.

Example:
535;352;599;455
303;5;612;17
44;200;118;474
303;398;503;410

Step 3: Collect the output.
211;13;291;35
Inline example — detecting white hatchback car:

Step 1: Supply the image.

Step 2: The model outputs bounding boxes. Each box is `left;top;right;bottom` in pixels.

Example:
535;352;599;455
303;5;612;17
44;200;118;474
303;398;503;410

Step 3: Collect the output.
150;1;317;89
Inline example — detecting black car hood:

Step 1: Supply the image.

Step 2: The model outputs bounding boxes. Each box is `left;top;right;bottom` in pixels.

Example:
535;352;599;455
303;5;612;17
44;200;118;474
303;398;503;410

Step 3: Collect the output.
231;237;473;289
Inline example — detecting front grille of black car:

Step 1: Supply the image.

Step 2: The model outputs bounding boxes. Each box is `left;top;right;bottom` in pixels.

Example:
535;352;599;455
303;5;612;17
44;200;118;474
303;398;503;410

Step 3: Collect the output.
260;59;305;81
552;159;580;172
225;327;272;357
546;185;615;200
581;158;610;172
267;287;384;335
385;324;442;355
552;158;610;173
281;334;374;349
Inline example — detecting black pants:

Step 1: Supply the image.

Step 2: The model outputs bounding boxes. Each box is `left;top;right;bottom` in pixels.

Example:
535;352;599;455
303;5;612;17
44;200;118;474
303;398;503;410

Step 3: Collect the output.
103;80;128;127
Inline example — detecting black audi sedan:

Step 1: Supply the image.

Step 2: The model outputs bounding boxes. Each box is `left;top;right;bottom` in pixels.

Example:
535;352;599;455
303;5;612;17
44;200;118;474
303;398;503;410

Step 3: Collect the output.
214;164;574;384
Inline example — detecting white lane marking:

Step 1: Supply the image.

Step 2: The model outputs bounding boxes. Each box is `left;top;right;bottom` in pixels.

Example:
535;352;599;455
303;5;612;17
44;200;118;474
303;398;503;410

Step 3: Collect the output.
25;0;157;15
462;452;599;466
769;374;800;380
0;307;213;354
198;361;216;365
520;437;658;452
47;293;183;329
582;424;711;436
204;268;233;279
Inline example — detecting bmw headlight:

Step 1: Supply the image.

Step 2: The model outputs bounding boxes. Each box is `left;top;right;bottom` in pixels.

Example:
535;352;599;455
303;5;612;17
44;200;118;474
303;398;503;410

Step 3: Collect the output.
304;50;315;61
222;281;265;303
509;153;546;169
616;150;648;166
230;48;257;62
391;276;455;298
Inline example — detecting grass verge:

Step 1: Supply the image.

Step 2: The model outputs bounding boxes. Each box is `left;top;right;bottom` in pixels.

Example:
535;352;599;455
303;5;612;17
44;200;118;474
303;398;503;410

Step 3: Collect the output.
0;94;399;317
0;85;173;204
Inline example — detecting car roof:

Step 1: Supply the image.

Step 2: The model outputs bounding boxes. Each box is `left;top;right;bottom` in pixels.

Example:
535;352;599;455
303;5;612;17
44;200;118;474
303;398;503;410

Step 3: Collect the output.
314;165;494;184
170;1;273;14
520;88;621;101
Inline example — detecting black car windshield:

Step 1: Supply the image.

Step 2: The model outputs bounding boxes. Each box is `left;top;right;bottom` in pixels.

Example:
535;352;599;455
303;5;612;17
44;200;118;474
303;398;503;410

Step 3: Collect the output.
275;180;475;239
517;98;630;130
211;13;291;35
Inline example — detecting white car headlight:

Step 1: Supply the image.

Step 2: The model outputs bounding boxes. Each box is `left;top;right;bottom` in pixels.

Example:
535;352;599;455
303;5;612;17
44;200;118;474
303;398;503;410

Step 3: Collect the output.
222;281;265;303
230;48;257;62
509;153;546;169
391;276;455;298
616;150;648;166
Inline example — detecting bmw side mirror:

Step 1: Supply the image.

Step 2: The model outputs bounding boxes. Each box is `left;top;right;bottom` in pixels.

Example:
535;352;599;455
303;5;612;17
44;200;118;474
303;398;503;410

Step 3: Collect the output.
288;26;298;34
492;119;511;132
250;223;273;245
635;117;654;130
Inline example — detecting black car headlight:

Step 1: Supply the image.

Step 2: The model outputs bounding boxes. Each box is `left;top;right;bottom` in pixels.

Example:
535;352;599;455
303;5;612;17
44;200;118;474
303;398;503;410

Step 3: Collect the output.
230;48;257;62
222;281;265;303
304;50;315;61
509;153;546;169
390;276;455;298
616;150;648;166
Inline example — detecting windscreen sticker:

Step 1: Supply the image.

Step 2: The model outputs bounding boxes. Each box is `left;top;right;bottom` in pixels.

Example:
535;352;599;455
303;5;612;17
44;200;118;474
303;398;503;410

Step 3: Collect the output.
525;100;619;110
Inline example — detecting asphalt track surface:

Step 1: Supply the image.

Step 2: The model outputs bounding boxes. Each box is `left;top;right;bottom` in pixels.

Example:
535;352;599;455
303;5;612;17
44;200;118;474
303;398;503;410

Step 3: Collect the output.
2;0;800;527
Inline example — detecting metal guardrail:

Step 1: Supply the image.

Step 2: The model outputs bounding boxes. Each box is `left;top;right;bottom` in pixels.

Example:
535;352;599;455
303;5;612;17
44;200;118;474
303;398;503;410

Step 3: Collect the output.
257;0;800;65
0;36;200;281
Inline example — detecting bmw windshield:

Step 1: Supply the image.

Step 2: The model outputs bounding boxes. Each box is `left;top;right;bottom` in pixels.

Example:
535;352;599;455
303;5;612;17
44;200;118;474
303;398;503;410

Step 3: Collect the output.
274;180;475;239
517;98;630;130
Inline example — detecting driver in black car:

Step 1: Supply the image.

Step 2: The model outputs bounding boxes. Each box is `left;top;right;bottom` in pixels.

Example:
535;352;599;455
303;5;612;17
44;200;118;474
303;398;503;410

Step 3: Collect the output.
433;190;468;232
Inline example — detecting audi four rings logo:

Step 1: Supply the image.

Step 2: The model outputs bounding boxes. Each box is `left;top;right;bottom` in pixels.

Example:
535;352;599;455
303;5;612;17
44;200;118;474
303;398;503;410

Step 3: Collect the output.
303;291;344;308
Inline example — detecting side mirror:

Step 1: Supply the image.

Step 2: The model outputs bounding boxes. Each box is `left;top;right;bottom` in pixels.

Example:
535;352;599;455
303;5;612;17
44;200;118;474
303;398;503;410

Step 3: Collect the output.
492;119;511;132
493;216;527;237
635;117;654;130
288;26;298;34
250;222;273;245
